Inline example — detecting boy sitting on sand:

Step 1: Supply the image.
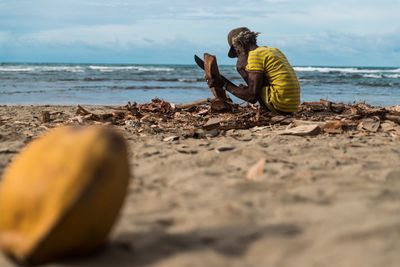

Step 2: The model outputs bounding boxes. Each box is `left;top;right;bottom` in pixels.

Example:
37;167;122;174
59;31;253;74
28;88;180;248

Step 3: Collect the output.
207;27;301;114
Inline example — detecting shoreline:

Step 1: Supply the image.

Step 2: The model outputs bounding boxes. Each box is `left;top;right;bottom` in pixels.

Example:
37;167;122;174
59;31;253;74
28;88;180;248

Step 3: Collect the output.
1;104;400;266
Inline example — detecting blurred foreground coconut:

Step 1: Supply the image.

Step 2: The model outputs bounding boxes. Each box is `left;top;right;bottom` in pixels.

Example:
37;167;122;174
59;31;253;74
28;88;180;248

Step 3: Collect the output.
0;126;130;264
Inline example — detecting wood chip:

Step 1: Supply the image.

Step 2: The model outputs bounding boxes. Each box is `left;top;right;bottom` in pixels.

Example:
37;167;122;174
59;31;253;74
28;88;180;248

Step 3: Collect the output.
176;145;198;154
205;129;219;138
358;119;380;132
292;120;326;127
246;158;266;181
203;118;221;130
280;125;321;136
163;136;179;142
380;121;397;132
41;111;51;123
323;121;344;134
0;149;18;154
215;144;235;153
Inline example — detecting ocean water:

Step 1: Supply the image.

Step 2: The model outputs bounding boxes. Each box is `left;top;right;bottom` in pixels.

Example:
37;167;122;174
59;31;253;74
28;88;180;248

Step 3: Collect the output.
0;63;399;106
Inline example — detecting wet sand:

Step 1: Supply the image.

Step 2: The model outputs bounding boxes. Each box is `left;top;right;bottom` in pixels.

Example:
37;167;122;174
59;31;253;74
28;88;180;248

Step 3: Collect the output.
1;105;400;267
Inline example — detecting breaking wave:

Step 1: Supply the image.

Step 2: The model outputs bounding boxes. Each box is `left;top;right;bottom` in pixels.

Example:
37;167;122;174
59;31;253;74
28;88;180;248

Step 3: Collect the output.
294;67;400;74
0;65;174;73
362;74;400;79
0;66;85;73
88;66;174;72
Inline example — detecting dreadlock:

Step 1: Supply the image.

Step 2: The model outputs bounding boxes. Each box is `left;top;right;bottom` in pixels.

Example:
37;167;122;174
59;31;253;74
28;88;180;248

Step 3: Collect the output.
232;30;260;47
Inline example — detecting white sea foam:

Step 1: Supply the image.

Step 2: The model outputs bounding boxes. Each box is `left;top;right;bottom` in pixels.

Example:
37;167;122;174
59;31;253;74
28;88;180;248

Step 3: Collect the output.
178;78;197;82
88;66;174;72
294;67;400;74
0;67;36;72
385;74;400;78
363;74;382;79
0;66;84;72
388;69;400;73
362;74;400;79
0;65;174;73
38;66;85;72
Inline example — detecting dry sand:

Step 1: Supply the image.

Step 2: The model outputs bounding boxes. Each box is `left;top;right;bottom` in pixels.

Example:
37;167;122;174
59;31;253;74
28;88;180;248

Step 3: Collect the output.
1;105;400;267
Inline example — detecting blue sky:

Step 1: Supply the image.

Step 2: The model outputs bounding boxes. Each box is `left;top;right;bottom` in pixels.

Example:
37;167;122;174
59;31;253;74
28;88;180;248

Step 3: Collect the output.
0;0;399;66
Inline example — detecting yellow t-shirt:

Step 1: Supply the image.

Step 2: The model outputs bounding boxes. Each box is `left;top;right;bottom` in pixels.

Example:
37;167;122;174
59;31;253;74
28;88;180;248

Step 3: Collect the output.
246;46;301;113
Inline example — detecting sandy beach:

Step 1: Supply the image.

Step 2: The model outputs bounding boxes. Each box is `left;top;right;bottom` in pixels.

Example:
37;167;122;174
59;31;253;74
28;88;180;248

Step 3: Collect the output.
1;104;400;267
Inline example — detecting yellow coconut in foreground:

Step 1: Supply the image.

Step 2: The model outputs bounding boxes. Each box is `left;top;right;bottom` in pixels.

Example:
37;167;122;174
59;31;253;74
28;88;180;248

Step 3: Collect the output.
0;126;130;264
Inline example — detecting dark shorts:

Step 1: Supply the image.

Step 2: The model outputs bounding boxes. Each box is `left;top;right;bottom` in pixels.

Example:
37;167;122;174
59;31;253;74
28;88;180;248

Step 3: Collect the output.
259;99;293;116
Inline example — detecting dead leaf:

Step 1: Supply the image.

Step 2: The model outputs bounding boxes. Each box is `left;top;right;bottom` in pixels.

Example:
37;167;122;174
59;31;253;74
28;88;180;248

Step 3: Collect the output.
323;121;344;134
139;98;173;114
357;118;380;132
246;158;266;180
380;120;397;132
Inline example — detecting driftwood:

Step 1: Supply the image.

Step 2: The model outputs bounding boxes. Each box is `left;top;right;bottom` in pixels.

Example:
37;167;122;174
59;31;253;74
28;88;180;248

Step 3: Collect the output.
175;98;210;110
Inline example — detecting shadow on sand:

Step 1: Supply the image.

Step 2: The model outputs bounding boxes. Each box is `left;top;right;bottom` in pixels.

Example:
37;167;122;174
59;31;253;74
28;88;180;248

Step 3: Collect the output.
58;223;301;267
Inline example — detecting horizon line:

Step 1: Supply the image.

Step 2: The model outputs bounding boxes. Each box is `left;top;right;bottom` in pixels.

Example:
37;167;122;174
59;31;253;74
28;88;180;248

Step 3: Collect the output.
0;61;399;69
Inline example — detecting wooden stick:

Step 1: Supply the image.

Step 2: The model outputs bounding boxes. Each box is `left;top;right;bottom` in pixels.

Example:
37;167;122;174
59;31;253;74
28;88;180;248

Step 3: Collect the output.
175;99;210;109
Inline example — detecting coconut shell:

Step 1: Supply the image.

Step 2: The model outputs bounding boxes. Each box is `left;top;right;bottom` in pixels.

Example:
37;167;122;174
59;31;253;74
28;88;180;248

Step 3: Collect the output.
204;53;228;100
0;126;130;264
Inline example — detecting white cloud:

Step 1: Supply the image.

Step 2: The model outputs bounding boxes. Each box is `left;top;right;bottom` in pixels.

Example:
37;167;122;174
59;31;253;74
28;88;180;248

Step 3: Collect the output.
0;32;12;43
1;0;400;65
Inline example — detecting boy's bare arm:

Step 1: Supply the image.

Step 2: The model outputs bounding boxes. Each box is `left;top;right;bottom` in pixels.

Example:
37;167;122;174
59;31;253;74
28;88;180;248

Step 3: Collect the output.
236;54;249;85
224;71;265;104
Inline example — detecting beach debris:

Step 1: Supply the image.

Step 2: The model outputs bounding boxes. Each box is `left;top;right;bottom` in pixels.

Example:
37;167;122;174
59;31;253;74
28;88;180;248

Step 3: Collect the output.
175;99;210;110
386;106;400;113
357;118;380;132
46;98;400;139
203;118;221;130
292;120;326;127
0;126;130;264
0;116;12;122
163;135;179;142
215;144;235;153
13;120;31;125
384;114;400;124
41;111;51;123
0;148;18;154
380;120;398;132
246;158;266;181
210;98;234;113
280;125;321;136
139;98;174;114
142;147;160;157
323;121;345;134
176;145;198;154
205;129;220;138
